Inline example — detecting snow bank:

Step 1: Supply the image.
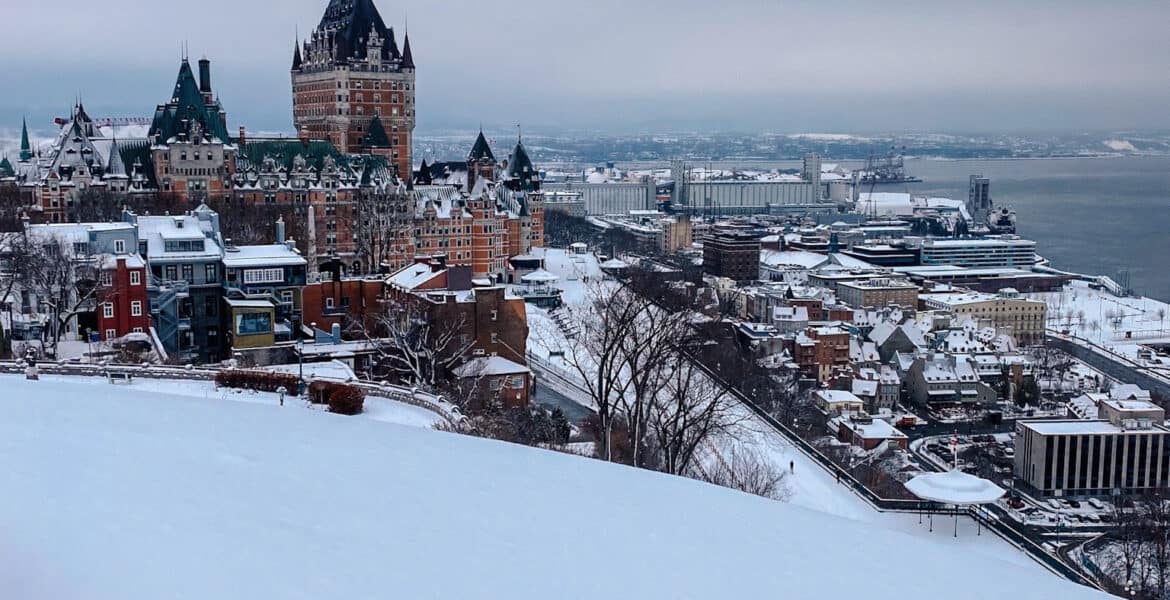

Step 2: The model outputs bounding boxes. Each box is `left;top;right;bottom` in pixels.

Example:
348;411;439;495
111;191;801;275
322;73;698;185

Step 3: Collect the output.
0;377;1102;599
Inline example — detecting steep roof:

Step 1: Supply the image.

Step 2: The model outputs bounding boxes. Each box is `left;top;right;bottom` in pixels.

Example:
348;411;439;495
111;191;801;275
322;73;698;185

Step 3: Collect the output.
105;138;128;178
401;32;414;69
0;156;13;177
468;130;495;162
148;59;230;144
506;140;539;192
20;117;32;160
315;0;400;63
362;115;391;147
292;43;303;71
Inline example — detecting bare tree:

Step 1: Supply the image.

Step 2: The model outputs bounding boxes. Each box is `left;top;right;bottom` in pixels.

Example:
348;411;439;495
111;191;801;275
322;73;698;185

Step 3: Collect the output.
695;447;790;501
1144;489;1170;599
651;356;742;476
614;294;691;468
352;296;475;388
562;280;642;461
1111;499;1144;585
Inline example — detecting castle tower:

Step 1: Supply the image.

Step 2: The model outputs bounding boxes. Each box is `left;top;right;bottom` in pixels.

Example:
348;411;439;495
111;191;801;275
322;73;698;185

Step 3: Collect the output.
292;0;415;177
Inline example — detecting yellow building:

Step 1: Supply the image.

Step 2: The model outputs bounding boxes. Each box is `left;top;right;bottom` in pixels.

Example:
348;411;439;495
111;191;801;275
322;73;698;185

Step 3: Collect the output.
920;289;1047;345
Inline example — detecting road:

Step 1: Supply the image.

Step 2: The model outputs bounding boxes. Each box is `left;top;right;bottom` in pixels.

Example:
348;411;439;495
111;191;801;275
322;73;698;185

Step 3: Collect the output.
532;380;594;424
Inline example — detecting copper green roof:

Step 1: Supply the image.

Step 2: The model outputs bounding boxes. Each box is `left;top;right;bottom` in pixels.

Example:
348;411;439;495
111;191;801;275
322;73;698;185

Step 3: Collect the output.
0;156;13;177
362;115;391;148
148;59;230;143
20;117;32;161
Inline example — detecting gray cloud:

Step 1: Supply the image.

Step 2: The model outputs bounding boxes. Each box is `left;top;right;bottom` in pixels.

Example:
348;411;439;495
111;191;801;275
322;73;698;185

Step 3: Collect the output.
1;0;1168;134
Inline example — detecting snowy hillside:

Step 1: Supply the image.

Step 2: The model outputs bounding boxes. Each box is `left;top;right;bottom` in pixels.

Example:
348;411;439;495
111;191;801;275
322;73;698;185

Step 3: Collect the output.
0;376;1103;599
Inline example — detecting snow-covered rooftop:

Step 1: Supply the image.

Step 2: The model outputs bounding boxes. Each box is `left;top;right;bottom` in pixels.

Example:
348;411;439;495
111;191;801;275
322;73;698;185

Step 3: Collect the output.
222;244;306;268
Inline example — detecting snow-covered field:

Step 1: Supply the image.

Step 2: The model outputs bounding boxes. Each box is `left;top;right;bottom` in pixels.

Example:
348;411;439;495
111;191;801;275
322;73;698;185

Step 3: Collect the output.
0;376;1102;599
1028;280;1170;347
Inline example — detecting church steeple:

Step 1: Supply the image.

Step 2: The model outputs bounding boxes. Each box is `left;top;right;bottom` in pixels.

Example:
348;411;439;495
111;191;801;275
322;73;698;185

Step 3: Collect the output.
19;117;32;161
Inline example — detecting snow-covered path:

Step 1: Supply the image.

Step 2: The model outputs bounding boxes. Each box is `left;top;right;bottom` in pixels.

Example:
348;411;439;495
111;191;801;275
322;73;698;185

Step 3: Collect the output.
10;374;446;430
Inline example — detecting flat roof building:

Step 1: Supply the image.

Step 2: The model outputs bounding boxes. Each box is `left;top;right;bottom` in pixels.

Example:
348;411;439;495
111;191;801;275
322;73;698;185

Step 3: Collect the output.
1015;400;1169;497
914;236;1037;269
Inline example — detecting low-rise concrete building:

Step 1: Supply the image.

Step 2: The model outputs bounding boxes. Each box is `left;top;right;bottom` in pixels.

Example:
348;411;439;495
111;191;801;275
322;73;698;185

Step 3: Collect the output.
1015;401;1170;497
836;277;918;310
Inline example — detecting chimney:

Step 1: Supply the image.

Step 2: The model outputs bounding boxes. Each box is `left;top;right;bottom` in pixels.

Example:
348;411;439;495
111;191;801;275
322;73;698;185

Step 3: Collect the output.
299;125;310;148
331;323;342;344
198;57;212;94
238;126;247;147
275;215;286;243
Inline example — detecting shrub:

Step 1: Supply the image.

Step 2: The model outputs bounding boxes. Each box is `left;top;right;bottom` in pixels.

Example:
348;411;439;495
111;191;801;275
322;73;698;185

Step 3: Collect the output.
327;385;365;416
214;370;300;394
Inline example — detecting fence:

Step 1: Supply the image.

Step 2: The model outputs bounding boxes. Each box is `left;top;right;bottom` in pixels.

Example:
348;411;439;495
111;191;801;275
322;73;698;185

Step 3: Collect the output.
684;352;1102;590
0;360;461;427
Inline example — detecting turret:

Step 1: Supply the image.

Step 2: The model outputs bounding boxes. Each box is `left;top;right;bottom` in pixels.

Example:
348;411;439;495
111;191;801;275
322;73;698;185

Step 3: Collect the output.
19;117;32;161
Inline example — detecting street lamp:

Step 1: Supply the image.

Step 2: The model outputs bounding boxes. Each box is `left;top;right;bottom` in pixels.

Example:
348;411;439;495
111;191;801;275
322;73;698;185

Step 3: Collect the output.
296;337;305;396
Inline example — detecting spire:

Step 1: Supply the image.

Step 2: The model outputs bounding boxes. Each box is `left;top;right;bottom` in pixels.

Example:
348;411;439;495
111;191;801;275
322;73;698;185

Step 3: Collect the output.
401;32;414;69
507;138;539;192
362;114;390;147
0;156;13;177
292;41;303;71
19;117;32;161
105;138;127;179
468;129;495;162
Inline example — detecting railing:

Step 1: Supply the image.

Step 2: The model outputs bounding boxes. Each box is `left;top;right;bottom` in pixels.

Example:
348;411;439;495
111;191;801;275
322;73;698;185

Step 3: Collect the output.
0;361;462;428
683;351;1102;590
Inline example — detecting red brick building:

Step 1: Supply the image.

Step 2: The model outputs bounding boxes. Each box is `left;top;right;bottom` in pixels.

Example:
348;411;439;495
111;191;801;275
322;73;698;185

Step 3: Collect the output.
96;255;151;341
789;325;851;383
291;0;415;177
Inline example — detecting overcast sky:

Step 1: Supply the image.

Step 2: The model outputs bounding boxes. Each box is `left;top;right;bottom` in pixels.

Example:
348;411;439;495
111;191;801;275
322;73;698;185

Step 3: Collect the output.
2;0;1169;135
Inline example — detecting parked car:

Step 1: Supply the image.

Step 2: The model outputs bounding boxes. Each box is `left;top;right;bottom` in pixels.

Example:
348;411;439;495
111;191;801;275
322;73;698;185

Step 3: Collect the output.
1087;498;1105;510
1068;499;1082;509
1048;499;1062;510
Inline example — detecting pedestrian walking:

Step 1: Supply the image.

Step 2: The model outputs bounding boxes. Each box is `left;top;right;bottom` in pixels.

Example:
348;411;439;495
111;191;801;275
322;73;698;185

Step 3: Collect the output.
789;460;794;474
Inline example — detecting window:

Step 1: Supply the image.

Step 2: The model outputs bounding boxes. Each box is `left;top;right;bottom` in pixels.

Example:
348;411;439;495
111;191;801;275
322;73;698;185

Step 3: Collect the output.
204;295;218;317
325;297;335;309
130;271;141;286
205;264;217;281
131;301;143;317
165;265;177;281
235;312;272;336
102;303;114;318
164;240;203;252
243;268;284;285
280;290;294;305
139;241;148;256
105;328;117;340
181;264;193;283
132;327;143;333
100;271;112;286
